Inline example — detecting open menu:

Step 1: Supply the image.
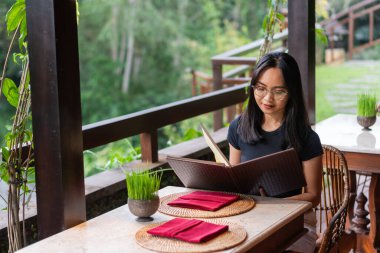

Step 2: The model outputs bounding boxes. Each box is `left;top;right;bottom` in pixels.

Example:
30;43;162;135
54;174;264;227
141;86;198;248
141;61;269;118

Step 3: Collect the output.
166;125;306;197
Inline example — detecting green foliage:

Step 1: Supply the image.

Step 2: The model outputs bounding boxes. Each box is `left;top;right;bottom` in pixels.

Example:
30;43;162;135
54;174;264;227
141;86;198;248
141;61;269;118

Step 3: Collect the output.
83;138;141;177
78;0;268;126
126;170;162;200
258;0;286;59
357;93;377;117
75;1;268;173
353;44;380;60
1;0;33;251
315;27;328;46
1;78;19;107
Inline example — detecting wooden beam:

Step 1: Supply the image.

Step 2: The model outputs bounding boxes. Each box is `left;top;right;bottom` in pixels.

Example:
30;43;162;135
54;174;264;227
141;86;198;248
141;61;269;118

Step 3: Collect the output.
288;0;316;124
26;0;86;239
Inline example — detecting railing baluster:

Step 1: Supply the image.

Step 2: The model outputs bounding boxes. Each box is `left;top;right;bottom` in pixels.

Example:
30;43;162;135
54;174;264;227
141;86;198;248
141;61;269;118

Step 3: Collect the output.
140;130;158;163
212;62;223;131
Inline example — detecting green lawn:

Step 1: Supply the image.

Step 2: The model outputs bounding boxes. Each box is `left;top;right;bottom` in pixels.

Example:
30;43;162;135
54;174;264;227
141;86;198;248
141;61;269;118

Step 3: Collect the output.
316;61;380;122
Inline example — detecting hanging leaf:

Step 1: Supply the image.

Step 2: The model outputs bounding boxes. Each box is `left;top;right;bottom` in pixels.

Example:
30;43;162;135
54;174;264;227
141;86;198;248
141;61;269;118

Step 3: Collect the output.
18;17;27;49
0;162;9;184
276;13;285;22
2;78;19;108
1;147;10;162
261;15;268;31
5;0;26;33
316;27;328;46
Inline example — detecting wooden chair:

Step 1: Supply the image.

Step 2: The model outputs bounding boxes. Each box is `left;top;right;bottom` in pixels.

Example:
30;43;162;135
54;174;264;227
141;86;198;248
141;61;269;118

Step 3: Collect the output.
315;145;354;253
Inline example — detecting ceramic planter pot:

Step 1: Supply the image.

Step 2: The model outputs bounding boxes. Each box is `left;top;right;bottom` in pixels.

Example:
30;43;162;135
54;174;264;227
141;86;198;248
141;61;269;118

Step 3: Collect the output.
357;116;376;130
128;195;160;222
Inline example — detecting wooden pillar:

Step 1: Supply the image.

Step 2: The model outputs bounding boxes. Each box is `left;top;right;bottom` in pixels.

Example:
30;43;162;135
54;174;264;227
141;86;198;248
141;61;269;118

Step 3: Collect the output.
26;0;86;239
288;0;316;124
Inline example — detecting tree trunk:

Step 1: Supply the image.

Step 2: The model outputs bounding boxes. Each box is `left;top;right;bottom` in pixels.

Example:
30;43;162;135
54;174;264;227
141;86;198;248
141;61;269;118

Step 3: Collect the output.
122;0;136;93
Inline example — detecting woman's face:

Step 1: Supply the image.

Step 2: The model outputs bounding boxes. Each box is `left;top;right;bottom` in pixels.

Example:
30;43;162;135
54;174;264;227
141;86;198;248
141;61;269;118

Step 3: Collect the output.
253;67;289;118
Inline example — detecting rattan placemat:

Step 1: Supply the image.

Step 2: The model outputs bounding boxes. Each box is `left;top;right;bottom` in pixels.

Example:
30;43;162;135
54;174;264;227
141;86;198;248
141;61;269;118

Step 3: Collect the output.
135;219;247;253
158;191;255;218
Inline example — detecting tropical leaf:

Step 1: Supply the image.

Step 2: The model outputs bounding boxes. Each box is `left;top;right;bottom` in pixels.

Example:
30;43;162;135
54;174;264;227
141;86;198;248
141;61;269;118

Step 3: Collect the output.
6;0;26;33
1;147;10;161
2;78;19;107
18;17;27;49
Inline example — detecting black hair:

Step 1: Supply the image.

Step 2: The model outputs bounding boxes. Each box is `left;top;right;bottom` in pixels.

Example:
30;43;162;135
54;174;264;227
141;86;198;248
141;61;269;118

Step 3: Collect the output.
237;52;310;152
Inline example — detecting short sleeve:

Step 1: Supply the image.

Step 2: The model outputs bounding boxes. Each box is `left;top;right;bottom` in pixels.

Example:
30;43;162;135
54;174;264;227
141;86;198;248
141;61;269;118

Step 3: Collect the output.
299;128;323;161
227;117;240;150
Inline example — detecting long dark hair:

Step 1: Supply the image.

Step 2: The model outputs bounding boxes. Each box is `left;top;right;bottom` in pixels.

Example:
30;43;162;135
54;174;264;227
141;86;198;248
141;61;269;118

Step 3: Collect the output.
237;52;310;152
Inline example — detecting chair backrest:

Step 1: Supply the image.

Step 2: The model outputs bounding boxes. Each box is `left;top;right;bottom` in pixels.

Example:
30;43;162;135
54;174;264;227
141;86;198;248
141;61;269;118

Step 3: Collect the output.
316;145;350;253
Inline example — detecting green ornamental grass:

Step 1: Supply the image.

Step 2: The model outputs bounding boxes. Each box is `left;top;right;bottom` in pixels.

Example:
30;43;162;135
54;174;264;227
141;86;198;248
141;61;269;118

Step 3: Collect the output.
357;93;377;117
126;170;162;200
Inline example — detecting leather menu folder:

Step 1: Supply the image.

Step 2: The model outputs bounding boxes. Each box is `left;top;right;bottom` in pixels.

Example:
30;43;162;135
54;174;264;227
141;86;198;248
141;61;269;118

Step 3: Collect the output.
166;148;306;197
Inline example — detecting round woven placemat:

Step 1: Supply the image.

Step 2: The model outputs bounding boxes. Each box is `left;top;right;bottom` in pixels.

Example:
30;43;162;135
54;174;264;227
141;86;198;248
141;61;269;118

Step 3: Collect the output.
135;219;247;253
158;191;255;218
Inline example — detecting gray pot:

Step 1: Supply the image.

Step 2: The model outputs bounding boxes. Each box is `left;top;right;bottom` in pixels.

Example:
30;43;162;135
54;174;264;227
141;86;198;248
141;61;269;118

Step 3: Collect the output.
128;195;159;222
357;116;376;130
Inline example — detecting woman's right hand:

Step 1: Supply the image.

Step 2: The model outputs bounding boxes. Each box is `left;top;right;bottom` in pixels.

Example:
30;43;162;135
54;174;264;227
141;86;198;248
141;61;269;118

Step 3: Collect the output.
259;186;268;197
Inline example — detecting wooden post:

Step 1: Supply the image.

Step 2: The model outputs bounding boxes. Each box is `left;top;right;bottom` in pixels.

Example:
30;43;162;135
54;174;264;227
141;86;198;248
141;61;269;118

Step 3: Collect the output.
26;0;86;239
369;11;374;43
140;130;158;162
212;62;223;130
288;0;316;124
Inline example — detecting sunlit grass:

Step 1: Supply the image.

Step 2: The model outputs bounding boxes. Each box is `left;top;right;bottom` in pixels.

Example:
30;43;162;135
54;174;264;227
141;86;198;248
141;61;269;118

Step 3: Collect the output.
316;61;380;122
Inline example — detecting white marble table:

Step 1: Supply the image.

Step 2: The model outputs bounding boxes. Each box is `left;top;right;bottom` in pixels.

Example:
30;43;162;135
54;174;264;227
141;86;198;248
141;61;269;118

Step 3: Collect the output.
17;186;311;253
315;113;380;156
315;114;380;252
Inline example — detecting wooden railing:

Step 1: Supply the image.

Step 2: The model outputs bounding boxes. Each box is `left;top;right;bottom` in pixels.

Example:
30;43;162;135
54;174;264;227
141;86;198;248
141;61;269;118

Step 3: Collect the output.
322;0;380;59
83;84;248;162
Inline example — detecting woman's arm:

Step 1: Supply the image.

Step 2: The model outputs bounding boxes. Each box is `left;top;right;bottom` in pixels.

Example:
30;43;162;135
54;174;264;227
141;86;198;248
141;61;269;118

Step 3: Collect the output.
229;144;241;166
286;155;323;207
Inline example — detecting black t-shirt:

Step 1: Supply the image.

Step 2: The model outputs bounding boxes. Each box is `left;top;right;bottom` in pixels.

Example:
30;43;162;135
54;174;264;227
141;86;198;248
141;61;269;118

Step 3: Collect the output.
227;116;323;162
227;116;323;198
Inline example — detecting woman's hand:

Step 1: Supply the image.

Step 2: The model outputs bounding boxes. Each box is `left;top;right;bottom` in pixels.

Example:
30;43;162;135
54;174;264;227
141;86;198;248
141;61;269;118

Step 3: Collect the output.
259;186;268;197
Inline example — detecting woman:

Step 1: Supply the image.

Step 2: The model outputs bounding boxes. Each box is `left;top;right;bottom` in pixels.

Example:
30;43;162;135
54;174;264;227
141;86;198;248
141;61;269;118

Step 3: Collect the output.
228;51;322;205
227;52;322;252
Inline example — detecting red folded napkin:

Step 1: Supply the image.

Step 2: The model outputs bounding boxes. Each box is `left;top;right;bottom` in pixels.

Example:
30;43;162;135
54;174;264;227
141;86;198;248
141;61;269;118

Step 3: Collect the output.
167;191;239;211
147;218;228;243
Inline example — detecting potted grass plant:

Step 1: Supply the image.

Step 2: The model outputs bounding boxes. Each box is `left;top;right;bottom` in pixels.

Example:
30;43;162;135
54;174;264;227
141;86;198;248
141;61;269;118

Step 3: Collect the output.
357;92;377;130
126;169;162;221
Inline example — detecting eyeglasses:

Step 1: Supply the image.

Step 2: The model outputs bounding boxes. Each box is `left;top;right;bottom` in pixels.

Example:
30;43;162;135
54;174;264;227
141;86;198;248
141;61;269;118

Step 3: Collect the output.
252;85;288;100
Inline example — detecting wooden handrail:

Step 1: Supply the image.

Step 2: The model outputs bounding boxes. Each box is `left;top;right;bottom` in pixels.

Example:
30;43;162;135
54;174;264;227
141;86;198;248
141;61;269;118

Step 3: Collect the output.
321;0;380;59
82;83;248;160
212;29;288;58
321;0;376;25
